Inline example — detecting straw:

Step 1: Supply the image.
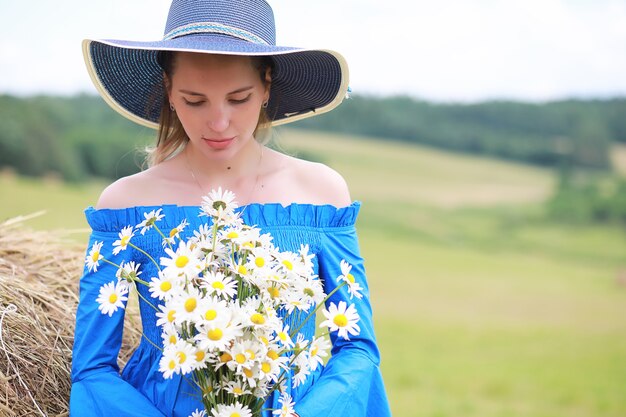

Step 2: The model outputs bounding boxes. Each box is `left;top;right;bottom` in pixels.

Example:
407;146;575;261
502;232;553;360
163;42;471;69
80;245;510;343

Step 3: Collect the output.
0;216;141;416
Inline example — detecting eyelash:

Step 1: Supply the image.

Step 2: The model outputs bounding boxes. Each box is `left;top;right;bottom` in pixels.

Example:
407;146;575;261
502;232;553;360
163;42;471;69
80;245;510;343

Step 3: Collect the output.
183;94;252;107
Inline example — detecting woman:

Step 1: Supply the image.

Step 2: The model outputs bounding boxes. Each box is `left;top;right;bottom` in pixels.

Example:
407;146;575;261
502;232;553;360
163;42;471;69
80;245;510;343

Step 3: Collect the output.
71;1;391;416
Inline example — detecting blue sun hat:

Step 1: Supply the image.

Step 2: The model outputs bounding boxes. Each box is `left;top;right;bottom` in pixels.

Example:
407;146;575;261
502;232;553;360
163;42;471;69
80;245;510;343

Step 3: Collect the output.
83;0;349;128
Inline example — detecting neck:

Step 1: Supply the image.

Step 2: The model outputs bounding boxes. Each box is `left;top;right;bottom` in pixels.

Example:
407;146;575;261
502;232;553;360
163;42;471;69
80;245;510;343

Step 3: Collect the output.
183;138;264;202
185;138;262;180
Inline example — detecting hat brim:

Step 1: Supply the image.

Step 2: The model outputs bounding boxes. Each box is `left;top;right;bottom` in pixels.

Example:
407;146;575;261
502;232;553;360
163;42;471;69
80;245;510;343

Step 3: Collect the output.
83;34;349;129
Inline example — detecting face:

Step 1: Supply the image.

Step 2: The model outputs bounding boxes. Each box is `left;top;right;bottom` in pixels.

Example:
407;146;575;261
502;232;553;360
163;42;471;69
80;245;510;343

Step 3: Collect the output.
167;52;270;160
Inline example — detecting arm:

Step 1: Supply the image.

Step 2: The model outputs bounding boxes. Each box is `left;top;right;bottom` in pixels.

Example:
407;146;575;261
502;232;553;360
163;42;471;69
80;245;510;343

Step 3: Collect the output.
71;231;166;417
293;226;391;417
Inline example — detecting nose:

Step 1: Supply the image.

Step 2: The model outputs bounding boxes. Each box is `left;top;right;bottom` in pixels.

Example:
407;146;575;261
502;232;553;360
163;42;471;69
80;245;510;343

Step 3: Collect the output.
206;105;229;133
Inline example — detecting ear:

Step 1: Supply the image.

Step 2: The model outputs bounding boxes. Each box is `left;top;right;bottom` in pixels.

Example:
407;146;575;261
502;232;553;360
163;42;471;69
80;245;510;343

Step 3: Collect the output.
163;73;173;103
263;68;272;101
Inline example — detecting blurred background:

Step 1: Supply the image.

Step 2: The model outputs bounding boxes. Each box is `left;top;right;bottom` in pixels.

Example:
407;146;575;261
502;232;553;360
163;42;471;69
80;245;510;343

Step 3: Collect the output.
2;1;626;416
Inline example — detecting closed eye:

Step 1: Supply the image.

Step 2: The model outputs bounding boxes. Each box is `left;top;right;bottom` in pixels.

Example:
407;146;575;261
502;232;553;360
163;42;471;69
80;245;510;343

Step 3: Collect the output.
183;98;205;107
229;94;252;104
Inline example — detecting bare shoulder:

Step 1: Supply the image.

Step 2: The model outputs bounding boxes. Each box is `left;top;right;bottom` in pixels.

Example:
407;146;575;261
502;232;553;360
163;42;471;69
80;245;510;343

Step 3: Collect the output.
273;151;352;207
95;171;153;209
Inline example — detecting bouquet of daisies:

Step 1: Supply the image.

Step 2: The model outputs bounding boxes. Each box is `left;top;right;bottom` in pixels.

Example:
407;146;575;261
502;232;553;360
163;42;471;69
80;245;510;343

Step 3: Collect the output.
85;189;362;417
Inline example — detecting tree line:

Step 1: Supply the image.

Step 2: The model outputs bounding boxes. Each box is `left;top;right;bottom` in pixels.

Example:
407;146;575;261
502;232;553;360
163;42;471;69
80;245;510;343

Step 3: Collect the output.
1;93;624;182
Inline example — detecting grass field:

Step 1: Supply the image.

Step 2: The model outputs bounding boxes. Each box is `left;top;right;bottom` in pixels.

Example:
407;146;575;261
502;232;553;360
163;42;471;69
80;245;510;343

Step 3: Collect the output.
2;129;626;416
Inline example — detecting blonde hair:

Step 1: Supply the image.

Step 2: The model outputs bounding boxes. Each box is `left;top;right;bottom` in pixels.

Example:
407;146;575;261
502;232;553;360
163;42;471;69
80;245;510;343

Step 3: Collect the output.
146;52;273;167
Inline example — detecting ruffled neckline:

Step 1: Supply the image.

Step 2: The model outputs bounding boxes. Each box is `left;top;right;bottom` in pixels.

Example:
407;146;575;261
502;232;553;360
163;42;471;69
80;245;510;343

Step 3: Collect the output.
85;201;361;233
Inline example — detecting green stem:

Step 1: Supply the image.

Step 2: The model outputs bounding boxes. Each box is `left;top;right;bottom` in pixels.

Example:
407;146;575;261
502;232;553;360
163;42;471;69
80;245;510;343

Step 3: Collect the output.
128;242;161;271
136;287;159;312
290;281;347;337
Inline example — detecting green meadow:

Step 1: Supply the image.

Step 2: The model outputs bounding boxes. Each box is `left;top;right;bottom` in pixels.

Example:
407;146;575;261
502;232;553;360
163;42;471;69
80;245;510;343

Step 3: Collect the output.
2;129;626;416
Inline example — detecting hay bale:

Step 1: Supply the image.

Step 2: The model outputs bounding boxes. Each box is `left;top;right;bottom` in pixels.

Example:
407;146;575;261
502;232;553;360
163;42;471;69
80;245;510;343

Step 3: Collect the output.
0;215;141;416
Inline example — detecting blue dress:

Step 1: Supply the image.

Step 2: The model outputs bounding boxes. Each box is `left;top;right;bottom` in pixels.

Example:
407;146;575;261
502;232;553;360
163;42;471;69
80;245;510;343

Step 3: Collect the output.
70;202;391;417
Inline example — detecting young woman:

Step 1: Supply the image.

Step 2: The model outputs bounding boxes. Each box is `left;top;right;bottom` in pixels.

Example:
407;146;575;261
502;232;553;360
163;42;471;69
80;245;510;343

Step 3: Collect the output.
71;1;391;416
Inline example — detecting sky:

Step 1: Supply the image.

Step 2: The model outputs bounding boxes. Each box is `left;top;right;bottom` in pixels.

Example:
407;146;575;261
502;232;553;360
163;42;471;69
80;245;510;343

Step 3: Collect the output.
1;0;625;103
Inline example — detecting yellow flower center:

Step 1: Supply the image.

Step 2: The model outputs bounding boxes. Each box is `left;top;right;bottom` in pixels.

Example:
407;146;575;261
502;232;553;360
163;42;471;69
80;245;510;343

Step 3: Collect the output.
261;362;271;373
230;413;241;417
121;236;130;246
227;231;239;239
260;336;269;346
267;287;280;298
304;287;314;297
243;368;253;378
267;350;279;360
250;313;265;325
233;387;243;395
255;257;265;267
205;309;217;321
245;349;256;360
177;351;187;364
282;260;293;271
91;251;100;262
220;352;232;362
333;314;348;327
108;293;117;304
195;350;205;362
311;346;319;356
235;353;246;364
184;298;197;312
278;332;287;341
168;359;176;370
167;310;176;322
160;281;172;292
175;255;189;268
237;265;248;275
212;281;225;290
169;335;177;344
169;228;178;238
208;328;223;341
243;241;254;248
347;273;355;283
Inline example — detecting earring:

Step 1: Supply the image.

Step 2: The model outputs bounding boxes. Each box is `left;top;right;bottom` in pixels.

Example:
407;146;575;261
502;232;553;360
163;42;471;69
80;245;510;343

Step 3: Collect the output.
170;104;176;112
262;101;269;109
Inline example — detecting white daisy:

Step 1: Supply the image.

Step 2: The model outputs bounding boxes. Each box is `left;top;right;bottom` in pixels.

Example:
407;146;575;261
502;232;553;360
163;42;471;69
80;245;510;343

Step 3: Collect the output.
197;296;232;327
292;353;311;388
200;187;239;222
173;287;204;324
298;244;315;273
189;409;207;417
173;340;197;375
160;240;201;279
159;343;181;379
155;301;178;328
227;340;260;374
273;392;296;417
163;218;189;246
149;271;181;301
337;260;364;300
200;271;237;299
161;323;180;347
96;281;128;316
85;241;103;272
136;208;164;235
274;324;294;349
210;402;252;417
320;301;361;340
223;380;252;397
112;225;135;255
192;346;211;371
195;321;242;351
307;336;331;371
115;260;141;291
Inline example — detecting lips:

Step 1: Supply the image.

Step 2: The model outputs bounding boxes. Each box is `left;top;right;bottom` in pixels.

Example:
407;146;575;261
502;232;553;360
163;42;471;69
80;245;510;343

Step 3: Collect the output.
202;137;235;150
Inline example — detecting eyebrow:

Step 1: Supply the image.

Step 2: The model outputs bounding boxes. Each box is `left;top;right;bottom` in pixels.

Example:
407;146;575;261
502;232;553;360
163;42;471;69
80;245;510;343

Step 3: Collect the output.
178;86;254;96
